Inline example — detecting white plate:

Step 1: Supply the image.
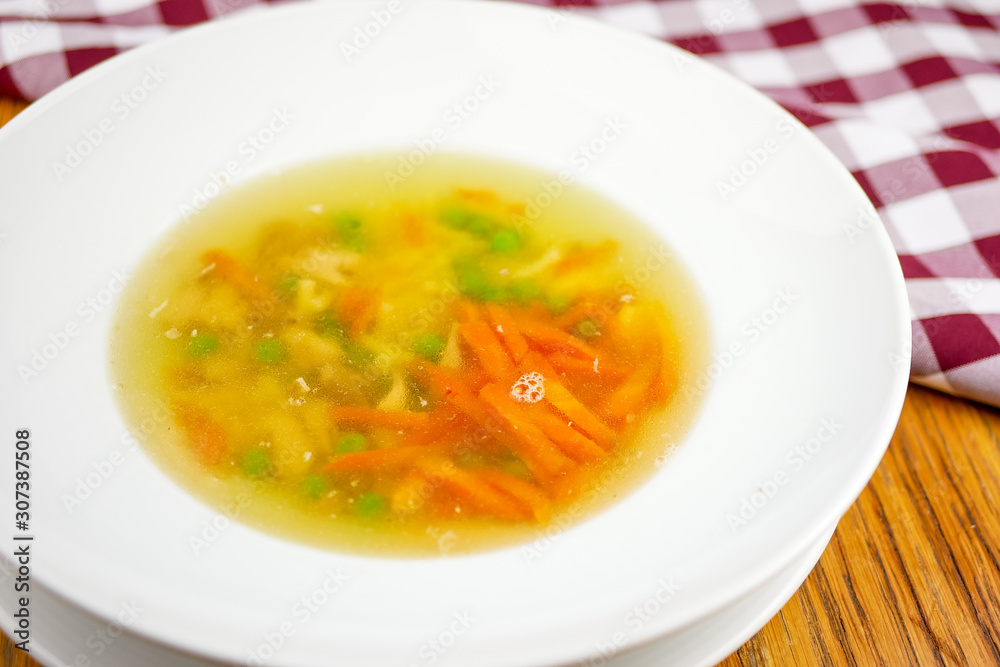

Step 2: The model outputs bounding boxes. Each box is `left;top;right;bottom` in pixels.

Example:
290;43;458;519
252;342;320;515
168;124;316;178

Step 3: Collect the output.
0;521;838;667
0;1;909;666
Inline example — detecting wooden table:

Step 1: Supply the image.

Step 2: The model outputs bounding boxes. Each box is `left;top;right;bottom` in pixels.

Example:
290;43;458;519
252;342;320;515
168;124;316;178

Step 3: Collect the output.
3;97;999;667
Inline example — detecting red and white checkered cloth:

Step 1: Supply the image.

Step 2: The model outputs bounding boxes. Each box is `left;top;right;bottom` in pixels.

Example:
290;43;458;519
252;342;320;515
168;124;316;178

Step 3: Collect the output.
2;0;999;406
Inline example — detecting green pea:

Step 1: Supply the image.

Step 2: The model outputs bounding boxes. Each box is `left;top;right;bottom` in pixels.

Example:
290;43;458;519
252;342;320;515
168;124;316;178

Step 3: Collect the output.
275;274;300;298
490;228;520;253
187;333;219;357
511;281;542;304
546;294;571;313
455;261;508;302
253;339;286;364
344;343;374;367
336;433;367;453
573;319;600;340
241;449;270;477
413;333;446;361
315;311;349;345
456;265;490;300
331;212;365;251
439;206;472;230
355;491;387;518
302;475;327;500
466;214;495;238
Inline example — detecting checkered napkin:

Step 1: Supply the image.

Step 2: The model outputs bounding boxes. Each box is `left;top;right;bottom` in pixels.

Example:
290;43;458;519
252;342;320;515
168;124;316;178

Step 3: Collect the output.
2;0;999;407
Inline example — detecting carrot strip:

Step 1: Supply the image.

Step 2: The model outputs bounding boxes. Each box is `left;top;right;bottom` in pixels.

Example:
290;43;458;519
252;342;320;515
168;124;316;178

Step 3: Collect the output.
415;459;531;521
542;378;617;449
339;286;380;338
175;407;227;465
460;320;515;383
554;240;617;275
548;466;597;503
202;249;274;304
485;303;530;363
547;351;627;383
389;469;431;516
650;309;679;403
456;299;482;324
322;444;449;472
456;188;497;205
528;409;606;463
477;469;552;523
400;212;425;246
413;363;496;429
554;299;603;330
328;406;432;431
478;383;574;477
517;350;559;379
599;364;659;421
513;314;602;360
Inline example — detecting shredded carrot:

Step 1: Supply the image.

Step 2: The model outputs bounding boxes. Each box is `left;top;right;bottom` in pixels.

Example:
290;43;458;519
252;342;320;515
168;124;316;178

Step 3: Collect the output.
322;444;449;473
477;469;552;523
542;378;617;449
413;363;497;430
516;351;559;379
479;383;574;478
547;351;627;383
513;314;602;360
485;303;530;363
554;298;606;330
456;188;497;205
389;470;431;516
339;285;380;338
328;406;432;431
202;249;274;305
650;308;680;403
527;408;606;463
554;240;617;275
415;458;531;521
456;300;482;324
175;407;227;465
598;363;659;421
460;320;515;383
400;212;425;246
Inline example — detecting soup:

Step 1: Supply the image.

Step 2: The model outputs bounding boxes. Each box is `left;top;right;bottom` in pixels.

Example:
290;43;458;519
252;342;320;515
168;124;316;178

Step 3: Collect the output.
110;153;708;556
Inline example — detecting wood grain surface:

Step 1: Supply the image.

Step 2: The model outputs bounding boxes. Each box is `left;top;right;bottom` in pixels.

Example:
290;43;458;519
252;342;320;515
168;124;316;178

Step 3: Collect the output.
3;98;999;667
